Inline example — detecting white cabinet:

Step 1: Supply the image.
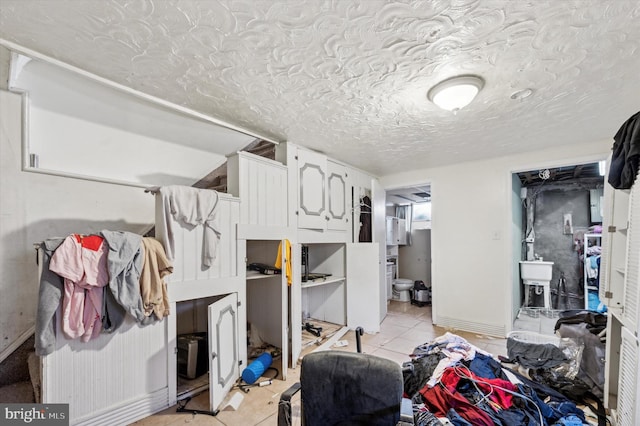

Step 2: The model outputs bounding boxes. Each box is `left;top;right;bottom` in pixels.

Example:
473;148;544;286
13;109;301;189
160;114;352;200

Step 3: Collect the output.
603;168;640;425
397;218;407;245
386;216;406;245
294;148;348;232
290;242;380;366
346;243;380;333
386;217;398;245
207;294;240;410
327;161;348;231
600;184;630;312
617;326;639;426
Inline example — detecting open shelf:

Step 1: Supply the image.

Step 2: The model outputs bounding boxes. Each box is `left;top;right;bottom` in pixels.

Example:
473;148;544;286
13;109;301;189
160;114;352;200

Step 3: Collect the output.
301;276;345;289
246;270;282;280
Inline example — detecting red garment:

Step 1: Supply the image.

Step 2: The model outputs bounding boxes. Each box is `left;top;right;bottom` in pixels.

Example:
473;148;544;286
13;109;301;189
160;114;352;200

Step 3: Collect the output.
419;366;519;426
440;367;517;409
420;382;494;426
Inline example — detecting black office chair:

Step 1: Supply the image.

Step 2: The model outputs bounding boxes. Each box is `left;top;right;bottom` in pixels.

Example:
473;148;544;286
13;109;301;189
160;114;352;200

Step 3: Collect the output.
278;350;413;426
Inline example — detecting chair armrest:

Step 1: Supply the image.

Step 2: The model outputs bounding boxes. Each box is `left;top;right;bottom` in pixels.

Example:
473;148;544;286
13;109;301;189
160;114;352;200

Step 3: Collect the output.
397;397;414;425
277;382;302;426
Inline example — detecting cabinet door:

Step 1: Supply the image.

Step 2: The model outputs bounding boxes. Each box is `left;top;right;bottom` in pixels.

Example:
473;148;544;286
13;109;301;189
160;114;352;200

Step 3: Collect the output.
346;243;380;333
617;327;638;426
297;149;327;229
327;161;348;231
208;293;239;410
386;217;398;245
397;218;407;245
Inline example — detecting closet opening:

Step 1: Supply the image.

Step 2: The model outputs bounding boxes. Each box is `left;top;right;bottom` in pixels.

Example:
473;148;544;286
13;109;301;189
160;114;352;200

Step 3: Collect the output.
176;294;227;400
299;242;347;358
384;184;433;317
511;161;605;326
245;240;288;381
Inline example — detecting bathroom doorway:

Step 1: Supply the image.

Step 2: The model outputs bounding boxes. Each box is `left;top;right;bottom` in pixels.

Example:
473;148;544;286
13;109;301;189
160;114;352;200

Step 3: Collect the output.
511;162;605;322
385;184;433;320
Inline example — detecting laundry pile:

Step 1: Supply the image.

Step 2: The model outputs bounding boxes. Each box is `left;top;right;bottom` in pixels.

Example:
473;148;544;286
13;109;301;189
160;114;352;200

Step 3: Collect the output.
404;332;604;426
35;231;172;356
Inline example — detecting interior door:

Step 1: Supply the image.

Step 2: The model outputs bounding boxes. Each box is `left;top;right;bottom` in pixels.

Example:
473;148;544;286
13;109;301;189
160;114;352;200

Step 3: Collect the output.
346;243;380;333
372;178;387;322
208;293;239;411
297;149;328;229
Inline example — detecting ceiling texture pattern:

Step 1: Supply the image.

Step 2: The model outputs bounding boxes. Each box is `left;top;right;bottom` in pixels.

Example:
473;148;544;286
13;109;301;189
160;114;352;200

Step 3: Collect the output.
1;0;639;176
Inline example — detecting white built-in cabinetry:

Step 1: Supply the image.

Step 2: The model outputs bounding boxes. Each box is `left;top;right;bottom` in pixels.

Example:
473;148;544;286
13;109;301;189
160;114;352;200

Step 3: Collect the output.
227;151;290;239
294;148;349;232
386;216;407;246
290;242;380;366
39;194;245;426
602;168;640;426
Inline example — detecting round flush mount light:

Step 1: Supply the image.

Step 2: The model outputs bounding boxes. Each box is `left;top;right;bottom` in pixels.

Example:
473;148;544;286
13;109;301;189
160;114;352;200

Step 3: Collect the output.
427;74;484;112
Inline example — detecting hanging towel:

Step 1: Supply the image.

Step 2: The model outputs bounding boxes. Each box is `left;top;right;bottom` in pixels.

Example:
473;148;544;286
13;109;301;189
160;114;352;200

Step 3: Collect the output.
35;238;65;356
608;111;640;189
140;237;173;320
49;234;109;342
100;230;146;331
275;239;292;285
157;185;220;268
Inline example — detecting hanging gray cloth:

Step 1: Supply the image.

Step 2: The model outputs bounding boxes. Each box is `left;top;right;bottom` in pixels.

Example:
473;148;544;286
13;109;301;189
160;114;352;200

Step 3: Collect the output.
608;111;640;189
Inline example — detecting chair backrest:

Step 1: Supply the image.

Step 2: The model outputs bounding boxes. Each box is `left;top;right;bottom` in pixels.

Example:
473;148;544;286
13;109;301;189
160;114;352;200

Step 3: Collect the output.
300;350;403;426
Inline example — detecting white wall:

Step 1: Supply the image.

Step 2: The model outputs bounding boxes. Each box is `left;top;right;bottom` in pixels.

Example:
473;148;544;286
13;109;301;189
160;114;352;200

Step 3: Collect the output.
381;140;610;336
0;90;155;356
12;57;254;186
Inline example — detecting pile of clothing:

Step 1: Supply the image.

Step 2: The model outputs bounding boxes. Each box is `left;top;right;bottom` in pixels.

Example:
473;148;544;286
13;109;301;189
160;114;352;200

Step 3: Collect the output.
404;332;601;426
35;231;172;356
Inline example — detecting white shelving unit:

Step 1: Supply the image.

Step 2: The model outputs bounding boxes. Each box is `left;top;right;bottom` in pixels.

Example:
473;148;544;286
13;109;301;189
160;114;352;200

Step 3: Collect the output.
583;233;602;310
602;167;640;426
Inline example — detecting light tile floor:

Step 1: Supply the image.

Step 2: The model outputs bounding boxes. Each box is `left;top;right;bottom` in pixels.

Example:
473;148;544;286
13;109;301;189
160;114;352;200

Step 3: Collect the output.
133;301;553;426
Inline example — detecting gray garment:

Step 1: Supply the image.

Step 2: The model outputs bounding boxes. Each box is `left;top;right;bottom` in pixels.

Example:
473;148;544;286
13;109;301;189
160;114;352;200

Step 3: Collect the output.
35;238;65;356
557;323;605;398
100;230;156;332
506;338;567;369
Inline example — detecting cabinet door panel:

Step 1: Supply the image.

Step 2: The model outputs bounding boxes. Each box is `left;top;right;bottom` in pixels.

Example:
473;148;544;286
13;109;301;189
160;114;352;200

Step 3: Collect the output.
297;149;327;229
208;293;239;410
327;161;348;231
346;243;380;333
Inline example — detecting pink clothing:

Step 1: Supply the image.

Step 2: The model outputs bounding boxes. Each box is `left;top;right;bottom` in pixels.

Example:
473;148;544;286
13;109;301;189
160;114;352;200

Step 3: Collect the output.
49;234;109;342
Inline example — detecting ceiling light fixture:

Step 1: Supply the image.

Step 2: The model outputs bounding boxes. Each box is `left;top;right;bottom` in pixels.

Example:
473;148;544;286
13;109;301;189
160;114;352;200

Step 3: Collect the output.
428;75;484;113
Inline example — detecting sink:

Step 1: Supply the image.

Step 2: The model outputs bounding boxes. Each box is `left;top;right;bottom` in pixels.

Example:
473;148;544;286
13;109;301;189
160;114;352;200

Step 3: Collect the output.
519;261;554;283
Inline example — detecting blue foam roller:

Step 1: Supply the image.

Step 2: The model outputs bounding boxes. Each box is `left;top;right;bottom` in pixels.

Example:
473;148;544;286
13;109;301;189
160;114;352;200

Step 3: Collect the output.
241;352;273;384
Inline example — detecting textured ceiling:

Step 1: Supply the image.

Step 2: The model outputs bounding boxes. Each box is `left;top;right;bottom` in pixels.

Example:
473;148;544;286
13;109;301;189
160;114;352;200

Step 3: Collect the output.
1;0;639;176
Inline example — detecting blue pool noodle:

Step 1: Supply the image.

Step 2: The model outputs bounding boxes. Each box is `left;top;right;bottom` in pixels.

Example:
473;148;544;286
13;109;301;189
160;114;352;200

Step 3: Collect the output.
241;352;273;384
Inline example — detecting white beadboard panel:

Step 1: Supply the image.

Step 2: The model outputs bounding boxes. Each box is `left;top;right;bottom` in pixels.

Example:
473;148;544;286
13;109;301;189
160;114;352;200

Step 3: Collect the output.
623;172;640;332
435;316;506;338
42;316;168;424
74;388;169;426
617;327;638;426
228;151;288;229
156;193;240;285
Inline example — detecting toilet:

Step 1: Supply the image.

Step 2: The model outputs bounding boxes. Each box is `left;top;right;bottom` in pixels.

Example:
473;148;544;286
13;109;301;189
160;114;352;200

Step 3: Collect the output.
392;278;413;302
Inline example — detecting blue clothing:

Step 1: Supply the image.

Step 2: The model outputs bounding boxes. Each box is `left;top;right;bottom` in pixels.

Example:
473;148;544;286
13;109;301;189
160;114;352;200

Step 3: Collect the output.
446;409;472;426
